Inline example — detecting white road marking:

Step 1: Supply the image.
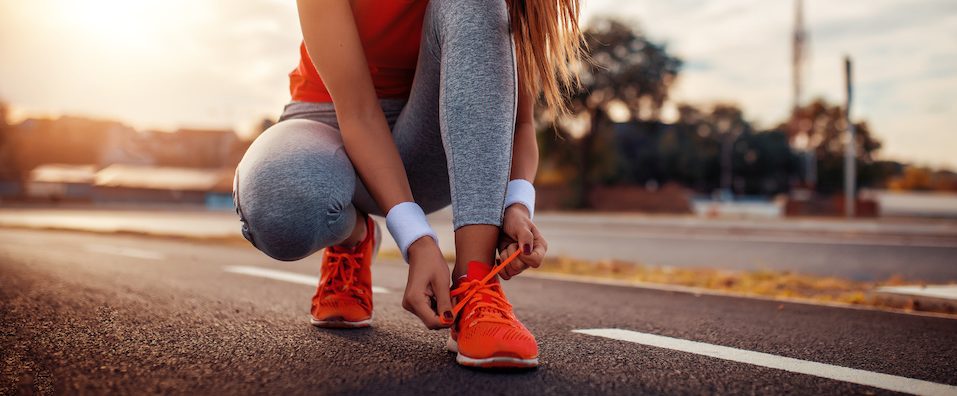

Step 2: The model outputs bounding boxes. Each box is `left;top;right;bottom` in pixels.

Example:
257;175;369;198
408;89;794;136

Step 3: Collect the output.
83;244;165;260
876;285;957;301
574;328;957;396
223;265;389;294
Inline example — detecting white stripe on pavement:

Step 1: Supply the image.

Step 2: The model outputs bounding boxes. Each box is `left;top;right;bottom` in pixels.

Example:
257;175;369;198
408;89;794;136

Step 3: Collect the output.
224;265;389;294
83;244;165;260
876;285;957;301
573;328;957;396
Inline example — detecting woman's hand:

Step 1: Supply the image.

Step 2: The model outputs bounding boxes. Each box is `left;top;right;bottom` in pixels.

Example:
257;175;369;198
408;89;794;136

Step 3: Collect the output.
403;237;453;329
497;205;548;280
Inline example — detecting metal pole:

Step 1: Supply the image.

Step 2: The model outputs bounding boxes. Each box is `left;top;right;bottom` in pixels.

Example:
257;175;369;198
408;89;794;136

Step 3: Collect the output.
844;56;856;218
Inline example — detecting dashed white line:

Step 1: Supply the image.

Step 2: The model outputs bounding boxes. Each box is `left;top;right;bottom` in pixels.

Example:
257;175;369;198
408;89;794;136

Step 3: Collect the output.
224;265;389;294
573;328;957;396
83;244;165;260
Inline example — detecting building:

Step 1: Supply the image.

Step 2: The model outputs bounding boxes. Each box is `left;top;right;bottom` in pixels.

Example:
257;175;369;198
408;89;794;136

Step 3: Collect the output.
92;164;234;208
25;164;97;201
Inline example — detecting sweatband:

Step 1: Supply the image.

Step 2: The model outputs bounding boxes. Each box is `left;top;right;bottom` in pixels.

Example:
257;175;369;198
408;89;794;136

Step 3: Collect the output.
504;179;536;219
385;202;438;262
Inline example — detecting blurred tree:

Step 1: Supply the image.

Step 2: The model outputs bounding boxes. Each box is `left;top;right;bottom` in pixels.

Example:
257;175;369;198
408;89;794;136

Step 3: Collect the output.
605;102;802;196
732;128;800;195
539;19;683;207
887;166;957;192
890;166;934;191
778;99;883;194
672;103;798;196
0;100;16;180
253;117;276;140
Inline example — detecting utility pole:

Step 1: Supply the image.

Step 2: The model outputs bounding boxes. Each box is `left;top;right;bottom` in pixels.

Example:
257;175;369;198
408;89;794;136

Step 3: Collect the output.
791;0;815;188
844;56;856;218
792;0;806;114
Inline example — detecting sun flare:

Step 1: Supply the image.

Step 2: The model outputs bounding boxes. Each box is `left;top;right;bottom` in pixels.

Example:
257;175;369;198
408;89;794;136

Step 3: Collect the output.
58;0;158;45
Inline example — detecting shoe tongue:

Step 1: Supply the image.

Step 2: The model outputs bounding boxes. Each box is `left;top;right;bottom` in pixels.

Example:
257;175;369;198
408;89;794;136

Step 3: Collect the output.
458;261;510;320
464;260;499;284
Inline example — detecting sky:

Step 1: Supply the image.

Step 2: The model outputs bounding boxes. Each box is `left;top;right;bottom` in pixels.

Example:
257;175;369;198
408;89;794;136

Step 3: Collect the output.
1;0;955;169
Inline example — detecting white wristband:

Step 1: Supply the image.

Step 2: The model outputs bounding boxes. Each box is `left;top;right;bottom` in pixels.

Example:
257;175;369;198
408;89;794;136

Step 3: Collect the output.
385;202;437;262
504;179;536;219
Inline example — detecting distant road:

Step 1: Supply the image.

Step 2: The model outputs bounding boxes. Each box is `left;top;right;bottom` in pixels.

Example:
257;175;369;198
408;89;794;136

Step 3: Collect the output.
1;206;956;281
2;229;956;395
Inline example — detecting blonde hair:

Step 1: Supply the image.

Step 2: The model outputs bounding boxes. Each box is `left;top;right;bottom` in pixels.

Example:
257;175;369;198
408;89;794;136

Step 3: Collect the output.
508;0;585;115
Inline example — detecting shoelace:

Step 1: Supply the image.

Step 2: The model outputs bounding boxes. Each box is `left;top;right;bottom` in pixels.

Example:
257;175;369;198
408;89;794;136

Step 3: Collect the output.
448;249;522;324
322;249;369;307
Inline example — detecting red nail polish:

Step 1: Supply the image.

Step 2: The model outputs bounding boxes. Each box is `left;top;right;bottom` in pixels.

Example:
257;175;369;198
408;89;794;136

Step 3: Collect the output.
443;311;453;320
523;244;531;255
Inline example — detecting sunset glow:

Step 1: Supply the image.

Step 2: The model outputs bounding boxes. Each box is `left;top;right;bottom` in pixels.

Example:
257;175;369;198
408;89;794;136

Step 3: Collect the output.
1;0;955;168
50;0;172;50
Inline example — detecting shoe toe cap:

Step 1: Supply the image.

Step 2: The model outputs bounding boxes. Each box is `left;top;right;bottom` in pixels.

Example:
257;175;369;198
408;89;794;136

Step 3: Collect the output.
459;324;538;359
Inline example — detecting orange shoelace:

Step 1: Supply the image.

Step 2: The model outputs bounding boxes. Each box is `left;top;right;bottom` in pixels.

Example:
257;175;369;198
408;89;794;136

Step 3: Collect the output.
322;249;370;308
448;249;522;324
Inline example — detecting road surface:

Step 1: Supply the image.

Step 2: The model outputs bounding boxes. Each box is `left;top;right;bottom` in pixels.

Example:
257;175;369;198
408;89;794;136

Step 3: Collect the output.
1;207;956;281
2;229;956;395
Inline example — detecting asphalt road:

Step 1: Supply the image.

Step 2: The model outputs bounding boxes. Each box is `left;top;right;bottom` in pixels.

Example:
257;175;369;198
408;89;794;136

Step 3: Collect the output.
2;229;957;395
2;207;956;281
524;215;957;282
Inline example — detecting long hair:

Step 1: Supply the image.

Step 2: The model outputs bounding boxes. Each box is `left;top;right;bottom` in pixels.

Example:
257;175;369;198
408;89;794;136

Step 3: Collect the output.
508;0;585;116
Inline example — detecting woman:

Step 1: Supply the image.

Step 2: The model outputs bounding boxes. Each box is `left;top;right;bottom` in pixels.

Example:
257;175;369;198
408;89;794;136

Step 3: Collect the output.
234;0;583;369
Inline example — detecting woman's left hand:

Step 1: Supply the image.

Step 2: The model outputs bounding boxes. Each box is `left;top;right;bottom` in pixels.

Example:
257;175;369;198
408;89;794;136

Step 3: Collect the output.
497;205;548;280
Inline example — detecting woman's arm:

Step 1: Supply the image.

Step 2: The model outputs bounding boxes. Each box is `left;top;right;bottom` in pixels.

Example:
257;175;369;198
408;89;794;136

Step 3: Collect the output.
509;78;539;185
296;0;410;210
296;0;452;328
498;78;548;280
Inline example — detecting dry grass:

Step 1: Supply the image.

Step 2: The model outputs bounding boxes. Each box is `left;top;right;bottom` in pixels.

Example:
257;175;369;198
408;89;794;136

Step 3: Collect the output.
535;256;956;315
380;249;949;314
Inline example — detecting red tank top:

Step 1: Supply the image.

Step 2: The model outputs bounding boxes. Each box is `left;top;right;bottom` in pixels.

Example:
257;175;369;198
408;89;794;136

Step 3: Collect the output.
289;1;429;103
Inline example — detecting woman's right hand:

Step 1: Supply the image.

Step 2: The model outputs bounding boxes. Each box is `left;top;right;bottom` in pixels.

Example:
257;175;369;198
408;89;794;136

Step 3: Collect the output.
402;237;453;330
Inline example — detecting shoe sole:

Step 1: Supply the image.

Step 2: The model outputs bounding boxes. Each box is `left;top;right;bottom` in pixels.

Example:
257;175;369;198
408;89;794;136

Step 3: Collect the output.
446;336;539;368
310;315;372;328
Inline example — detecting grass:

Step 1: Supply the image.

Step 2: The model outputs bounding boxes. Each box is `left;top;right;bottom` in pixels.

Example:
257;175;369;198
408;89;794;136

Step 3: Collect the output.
533;256;955;315
381;248;955;316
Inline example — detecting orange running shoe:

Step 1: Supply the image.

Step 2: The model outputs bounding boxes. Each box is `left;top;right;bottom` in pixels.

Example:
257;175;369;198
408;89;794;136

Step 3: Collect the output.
447;261;539;368
310;215;380;328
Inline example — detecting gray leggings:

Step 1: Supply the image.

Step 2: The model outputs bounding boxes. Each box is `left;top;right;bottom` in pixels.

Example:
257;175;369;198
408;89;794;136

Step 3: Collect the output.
234;0;517;261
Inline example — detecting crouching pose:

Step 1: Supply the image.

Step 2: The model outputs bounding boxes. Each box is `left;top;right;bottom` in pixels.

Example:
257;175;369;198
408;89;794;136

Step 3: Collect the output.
234;0;583;368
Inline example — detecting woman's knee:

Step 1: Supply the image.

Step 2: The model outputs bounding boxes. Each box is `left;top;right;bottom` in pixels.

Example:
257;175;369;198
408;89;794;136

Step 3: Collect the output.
234;119;357;261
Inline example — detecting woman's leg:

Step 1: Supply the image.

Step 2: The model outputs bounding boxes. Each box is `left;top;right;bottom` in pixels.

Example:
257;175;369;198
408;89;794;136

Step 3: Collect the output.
386;0;517;277
234;118;363;261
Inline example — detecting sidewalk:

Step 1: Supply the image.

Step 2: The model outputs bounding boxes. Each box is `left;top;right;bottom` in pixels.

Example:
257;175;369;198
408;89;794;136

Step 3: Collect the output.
3;206;957;248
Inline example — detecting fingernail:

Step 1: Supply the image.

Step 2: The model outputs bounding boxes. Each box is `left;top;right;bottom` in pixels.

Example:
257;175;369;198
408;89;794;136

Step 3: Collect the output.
443;311;453;320
523;244;531;255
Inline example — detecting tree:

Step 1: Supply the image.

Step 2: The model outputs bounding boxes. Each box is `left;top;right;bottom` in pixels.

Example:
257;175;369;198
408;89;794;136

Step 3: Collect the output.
0;100;16;180
538;19;682;207
780;99;883;194
668;103;798;196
